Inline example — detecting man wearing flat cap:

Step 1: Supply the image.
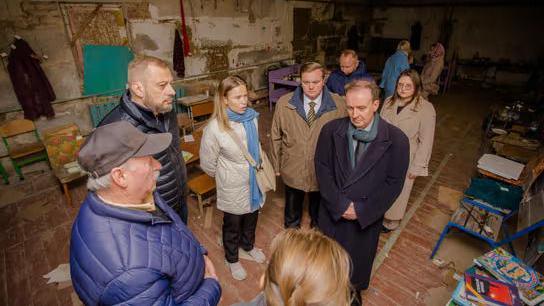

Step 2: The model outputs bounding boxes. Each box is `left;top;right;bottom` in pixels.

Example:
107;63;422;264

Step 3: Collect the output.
70;121;221;306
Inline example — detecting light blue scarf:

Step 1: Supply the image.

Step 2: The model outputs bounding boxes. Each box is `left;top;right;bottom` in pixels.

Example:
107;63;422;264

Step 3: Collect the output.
346;115;380;168
227;108;262;211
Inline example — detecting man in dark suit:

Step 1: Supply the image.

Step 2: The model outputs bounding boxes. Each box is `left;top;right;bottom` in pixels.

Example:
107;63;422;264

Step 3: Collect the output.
326;49;372;96
315;79;409;304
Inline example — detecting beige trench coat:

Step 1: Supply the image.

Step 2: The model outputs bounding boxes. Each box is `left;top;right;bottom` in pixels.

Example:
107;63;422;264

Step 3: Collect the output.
270;88;346;192
380;96;436;220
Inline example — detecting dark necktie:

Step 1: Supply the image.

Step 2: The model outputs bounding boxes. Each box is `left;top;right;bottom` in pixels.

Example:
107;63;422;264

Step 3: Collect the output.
355;141;363;164
307;101;316;126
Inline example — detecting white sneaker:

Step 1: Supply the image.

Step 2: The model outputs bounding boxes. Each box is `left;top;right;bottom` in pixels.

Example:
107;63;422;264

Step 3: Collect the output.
246;248;266;263
226;260;247;280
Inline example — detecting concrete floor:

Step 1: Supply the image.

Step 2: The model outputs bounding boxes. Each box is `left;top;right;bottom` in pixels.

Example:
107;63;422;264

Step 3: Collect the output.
0;81;517;305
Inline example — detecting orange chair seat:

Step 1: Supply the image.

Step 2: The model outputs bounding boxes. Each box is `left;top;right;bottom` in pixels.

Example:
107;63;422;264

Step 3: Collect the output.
9;142;46;159
188;173;216;195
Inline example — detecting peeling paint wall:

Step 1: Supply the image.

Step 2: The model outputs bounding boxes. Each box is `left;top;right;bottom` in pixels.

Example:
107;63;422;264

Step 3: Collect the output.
0;0;369;115
0;1;81;112
179;0;293;89
371;5;544;63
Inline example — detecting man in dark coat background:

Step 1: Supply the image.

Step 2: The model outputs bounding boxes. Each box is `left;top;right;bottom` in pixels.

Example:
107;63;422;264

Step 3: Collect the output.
100;55;189;223
315;79;409;304
326;49;372;96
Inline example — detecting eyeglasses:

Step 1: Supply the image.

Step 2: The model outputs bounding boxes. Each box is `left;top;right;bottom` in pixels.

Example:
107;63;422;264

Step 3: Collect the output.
301;80;322;86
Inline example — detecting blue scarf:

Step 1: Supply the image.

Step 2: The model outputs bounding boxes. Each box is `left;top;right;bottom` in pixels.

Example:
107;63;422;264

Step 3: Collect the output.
227;108;262;211
346;115;380;168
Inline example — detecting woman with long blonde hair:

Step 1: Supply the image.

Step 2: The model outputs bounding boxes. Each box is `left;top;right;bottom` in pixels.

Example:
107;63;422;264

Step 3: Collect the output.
380;69;436;232
234;228;353;306
200;75;268;281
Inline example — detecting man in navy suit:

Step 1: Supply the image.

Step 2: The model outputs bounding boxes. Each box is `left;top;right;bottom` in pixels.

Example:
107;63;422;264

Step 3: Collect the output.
315;79;409;304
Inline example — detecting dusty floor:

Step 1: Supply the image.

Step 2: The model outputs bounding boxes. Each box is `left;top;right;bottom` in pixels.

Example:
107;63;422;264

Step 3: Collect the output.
0;81;520;305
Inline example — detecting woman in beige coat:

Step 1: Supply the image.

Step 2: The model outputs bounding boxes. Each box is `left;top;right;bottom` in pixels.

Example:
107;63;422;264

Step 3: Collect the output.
380;69;436;232
200;76;267;281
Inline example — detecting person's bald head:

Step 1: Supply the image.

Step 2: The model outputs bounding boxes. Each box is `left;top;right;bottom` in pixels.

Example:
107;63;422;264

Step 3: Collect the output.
127;56;175;115
339;49;359;76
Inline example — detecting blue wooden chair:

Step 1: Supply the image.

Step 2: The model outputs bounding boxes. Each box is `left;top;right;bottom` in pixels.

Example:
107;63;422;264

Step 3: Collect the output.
431;197;518;259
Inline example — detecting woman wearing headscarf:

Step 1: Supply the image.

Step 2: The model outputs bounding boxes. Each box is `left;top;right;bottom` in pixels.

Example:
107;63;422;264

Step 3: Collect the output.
420;42;445;99
380;40;411;99
200;75;267;281
380;69;436;232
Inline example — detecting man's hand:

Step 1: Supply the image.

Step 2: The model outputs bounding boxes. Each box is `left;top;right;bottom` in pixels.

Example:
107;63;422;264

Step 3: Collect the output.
342;202;357;220
203;255;218;281
275;172;280;176
408;173;417;180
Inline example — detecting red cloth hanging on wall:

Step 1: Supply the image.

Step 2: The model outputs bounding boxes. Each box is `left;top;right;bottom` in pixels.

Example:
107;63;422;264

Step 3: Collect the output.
179;0;191;56
7;38;55;120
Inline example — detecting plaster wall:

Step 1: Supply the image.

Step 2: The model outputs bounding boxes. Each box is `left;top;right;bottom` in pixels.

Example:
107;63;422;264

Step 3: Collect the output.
372;5;544;63
0;0;368;115
0;0;297;113
0;1;81;112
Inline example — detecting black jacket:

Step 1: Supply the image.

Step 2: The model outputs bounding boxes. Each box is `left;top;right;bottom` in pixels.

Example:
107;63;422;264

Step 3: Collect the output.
99;91;187;208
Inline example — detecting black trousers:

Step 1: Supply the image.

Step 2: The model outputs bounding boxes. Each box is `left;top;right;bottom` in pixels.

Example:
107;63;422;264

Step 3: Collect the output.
284;185;320;228
223;210;259;263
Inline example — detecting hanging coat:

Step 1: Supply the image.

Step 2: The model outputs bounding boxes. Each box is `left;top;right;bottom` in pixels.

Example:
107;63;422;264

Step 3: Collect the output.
173;28;185;78
315;117;409;291
7;38;55;120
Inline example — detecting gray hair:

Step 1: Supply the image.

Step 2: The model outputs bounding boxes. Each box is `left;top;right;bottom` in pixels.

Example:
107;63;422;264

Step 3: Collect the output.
85;160;134;191
86;173;112;191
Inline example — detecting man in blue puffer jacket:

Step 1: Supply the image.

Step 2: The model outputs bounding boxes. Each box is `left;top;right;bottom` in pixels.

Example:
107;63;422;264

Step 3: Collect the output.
70;121;221;305
326;49;373;96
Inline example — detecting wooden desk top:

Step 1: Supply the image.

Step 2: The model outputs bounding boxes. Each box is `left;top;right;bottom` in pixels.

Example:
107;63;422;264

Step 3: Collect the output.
177;96;213;107
53;167;86;184
180;130;203;165
478;168;526;187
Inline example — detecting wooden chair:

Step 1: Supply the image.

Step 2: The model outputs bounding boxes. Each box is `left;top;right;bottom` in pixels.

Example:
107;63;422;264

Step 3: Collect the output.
187;173;216;228
177;113;193;136
191;100;214;130
42;123;86;206
0;119;49;180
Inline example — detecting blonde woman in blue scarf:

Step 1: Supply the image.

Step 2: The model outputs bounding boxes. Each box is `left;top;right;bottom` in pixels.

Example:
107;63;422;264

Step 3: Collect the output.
200;75;267;281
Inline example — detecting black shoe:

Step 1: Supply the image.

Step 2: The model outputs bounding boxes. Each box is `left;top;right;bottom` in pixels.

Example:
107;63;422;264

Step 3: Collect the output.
381;225;392;233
